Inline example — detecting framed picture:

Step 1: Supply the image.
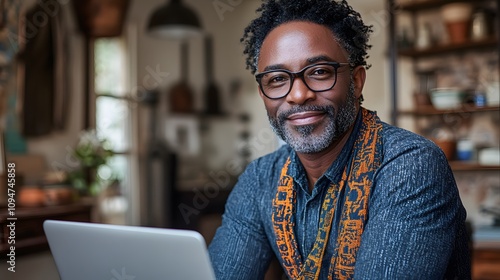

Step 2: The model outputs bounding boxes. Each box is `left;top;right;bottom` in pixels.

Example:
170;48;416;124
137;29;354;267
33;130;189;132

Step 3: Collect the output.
164;116;200;157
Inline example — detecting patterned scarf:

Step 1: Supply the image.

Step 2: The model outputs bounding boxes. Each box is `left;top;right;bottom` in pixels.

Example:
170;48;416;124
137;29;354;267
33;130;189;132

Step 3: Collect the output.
272;108;383;280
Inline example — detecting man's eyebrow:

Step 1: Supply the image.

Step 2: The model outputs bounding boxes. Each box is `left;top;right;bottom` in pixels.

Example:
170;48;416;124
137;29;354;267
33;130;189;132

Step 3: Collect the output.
261;64;286;72
307;55;335;64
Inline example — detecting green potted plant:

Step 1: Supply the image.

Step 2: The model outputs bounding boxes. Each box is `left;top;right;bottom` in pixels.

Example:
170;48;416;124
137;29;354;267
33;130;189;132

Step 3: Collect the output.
68;130;114;196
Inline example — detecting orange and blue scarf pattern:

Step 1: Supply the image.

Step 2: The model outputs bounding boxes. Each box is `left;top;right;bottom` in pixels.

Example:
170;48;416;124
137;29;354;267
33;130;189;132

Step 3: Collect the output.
272;108;383;280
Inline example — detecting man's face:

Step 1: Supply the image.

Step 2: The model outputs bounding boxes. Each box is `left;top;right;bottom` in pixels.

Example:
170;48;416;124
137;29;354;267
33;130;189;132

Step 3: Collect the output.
256;21;365;154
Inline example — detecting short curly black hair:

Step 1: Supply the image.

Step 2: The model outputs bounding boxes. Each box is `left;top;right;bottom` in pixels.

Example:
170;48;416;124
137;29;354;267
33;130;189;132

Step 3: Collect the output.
241;0;372;74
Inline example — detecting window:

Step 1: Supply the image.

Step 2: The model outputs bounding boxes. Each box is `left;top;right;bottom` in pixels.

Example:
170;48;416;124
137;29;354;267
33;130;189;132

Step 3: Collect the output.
94;37;137;225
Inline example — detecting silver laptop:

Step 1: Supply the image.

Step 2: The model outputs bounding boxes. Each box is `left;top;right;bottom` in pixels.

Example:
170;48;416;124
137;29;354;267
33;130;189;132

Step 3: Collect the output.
43;220;216;280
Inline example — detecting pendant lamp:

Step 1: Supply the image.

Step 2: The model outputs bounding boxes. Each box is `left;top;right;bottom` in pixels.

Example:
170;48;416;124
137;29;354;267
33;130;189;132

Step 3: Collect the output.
147;0;203;39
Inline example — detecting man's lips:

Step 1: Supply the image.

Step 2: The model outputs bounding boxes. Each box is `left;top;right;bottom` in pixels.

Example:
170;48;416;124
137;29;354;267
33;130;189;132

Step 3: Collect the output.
286;111;326;126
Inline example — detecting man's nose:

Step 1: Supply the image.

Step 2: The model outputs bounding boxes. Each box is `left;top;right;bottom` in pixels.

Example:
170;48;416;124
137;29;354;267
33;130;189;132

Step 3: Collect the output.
285;77;316;105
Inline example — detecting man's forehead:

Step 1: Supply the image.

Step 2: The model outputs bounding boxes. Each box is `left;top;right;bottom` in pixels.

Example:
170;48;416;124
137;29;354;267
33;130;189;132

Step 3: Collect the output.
257;21;349;71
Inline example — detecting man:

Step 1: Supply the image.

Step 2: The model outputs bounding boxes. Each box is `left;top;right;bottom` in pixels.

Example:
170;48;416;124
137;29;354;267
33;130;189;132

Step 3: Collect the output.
208;0;471;279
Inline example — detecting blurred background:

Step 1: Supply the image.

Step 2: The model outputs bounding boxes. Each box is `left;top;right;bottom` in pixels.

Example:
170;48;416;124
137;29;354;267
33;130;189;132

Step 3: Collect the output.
0;0;498;278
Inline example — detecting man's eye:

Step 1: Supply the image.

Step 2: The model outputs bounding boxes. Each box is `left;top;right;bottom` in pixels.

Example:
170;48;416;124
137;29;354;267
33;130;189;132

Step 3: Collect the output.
264;73;289;86
308;67;335;79
310;68;332;75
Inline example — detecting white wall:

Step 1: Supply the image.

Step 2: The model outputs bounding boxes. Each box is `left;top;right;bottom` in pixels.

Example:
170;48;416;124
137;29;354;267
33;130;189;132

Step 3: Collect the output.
350;0;391;123
127;0;279;168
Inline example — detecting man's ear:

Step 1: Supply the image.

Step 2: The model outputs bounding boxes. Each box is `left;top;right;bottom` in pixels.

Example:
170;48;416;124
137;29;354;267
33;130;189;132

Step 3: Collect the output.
352;66;366;100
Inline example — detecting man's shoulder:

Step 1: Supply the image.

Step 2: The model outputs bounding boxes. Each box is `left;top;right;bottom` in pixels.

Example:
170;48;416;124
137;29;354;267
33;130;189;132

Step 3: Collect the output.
378;121;451;169
380;122;440;153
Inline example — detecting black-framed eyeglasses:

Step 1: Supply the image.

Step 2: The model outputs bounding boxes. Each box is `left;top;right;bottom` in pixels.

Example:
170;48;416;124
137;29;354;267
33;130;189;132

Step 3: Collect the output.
255;62;351;99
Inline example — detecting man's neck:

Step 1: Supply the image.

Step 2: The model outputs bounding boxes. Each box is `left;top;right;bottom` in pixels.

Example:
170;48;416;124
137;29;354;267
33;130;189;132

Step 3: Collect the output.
297;124;355;193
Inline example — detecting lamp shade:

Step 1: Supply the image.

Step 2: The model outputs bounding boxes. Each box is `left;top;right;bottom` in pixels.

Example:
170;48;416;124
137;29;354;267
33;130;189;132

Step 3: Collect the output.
147;0;203;39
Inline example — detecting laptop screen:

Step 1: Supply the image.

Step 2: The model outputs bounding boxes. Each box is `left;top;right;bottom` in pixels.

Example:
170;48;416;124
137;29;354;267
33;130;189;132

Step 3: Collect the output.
43;220;216;280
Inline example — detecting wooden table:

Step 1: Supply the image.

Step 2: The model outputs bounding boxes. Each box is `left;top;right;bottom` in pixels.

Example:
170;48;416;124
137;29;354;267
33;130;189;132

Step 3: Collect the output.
0;203;93;255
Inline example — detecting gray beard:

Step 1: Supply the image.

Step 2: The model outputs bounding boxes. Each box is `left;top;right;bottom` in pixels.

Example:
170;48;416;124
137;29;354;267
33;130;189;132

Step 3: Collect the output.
268;82;358;154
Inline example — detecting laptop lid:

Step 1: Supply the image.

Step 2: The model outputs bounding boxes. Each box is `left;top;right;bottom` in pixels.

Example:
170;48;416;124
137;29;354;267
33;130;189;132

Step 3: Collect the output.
43;220;216;280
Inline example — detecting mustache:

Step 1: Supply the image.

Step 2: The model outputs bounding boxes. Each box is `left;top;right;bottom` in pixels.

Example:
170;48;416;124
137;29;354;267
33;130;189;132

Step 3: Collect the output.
278;105;335;122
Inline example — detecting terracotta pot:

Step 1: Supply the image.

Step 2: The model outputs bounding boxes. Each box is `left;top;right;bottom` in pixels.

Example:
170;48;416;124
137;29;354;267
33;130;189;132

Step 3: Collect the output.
19;187;45;207
446;21;470;44
413;92;432;107
433;139;457;161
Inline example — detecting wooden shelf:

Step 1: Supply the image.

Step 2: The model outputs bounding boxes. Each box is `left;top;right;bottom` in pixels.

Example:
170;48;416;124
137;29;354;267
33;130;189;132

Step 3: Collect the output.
398;37;499;58
450;161;500;171
398;105;500;116
390;0;500;171
398;0;483;12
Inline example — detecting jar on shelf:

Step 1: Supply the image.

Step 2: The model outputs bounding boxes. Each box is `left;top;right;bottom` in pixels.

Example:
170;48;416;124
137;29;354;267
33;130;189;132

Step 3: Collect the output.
485;60;500;106
416;23;432;49
456;139;474;161
465;86;488;108
471;9;489;41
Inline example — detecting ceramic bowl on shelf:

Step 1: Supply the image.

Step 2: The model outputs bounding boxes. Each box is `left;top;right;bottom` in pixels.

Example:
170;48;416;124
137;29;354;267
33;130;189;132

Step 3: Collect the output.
479;148;500;166
429;88;465;109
